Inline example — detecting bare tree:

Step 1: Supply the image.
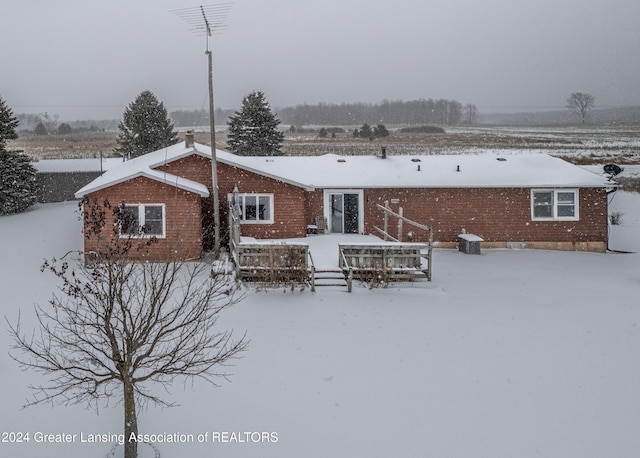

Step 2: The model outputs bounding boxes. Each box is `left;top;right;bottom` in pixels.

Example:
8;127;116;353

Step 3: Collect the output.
7;199;248;458
566;92;595;123
464;103;478;124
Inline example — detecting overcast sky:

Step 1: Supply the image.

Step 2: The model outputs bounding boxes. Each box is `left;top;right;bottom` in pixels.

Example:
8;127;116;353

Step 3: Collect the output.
2;0;639;121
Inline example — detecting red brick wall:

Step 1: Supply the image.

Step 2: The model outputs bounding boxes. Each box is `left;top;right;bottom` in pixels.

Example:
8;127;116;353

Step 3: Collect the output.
304;189;324;227
217;162;307;239
157;155;308;239
82;177;203;261
86;153;608;257
156;154;212;187
362;187;608;246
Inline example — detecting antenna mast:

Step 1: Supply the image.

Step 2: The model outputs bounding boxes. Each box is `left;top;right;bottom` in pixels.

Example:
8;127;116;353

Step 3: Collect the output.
173;3;233;256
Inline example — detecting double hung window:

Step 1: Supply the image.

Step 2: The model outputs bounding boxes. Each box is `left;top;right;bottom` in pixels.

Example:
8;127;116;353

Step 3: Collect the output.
531;190;578;220
120;204;165;237
230;194;274;224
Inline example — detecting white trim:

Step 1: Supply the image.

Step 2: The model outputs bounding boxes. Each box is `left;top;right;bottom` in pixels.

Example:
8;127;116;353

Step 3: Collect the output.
119;203;166;238
228;193;275;225
531;189;579;221
75;170;209;198
323;189;364;234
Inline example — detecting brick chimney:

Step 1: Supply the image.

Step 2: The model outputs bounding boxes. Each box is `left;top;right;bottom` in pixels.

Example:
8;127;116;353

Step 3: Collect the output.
185;130;194;148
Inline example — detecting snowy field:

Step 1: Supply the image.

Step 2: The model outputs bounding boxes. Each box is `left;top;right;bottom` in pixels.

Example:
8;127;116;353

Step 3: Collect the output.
1;192;640;458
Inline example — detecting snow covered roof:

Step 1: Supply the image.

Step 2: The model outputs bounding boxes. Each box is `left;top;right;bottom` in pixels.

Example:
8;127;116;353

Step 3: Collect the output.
75;141;614;198
34;158;123;173
74;143;210;198
218;149;614;189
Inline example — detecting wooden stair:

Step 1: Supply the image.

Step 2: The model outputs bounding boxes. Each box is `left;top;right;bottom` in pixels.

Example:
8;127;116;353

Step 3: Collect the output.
311;269;349;289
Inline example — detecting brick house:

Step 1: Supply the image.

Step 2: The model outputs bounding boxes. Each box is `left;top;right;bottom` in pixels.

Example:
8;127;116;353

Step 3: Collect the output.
75;134;615;260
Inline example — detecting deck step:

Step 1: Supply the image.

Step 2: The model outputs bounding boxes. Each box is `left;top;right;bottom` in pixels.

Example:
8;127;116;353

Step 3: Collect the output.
312;269;348;288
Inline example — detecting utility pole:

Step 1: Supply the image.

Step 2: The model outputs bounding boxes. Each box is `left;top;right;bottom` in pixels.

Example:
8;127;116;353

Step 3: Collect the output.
173;3;233;256
206;47;220;253
202;6;221;255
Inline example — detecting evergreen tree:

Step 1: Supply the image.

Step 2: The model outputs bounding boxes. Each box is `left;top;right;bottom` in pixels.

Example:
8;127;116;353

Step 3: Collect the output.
115;90;178;159
373;124;389;138
57;122;73;135
0;97;38;215
227;91;284;156
359;123;373;139
0;149;38;215
34;122;47;136
0;96;19;148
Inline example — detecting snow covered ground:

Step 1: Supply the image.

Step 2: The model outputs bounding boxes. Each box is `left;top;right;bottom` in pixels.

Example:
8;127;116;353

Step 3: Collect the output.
1;192;639;458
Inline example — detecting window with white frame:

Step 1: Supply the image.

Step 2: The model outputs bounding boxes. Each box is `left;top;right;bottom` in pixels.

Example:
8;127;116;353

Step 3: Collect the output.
531;189;578;220
229;193;274;224
119;204;165;237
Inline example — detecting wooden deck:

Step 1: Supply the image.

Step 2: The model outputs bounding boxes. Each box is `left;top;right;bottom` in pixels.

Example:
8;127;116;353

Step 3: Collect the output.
231;242;310;284
338;242;431;291
227;201;433;291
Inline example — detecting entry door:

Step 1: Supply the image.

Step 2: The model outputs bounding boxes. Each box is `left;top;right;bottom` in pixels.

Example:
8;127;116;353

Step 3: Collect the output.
329;192;359;233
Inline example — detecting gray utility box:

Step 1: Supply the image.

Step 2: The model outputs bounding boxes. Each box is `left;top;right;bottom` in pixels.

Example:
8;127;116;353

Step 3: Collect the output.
458;233;484;255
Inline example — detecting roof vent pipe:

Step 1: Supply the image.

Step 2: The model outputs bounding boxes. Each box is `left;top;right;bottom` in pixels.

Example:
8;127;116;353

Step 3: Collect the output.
185;130;195;148
381;146;387;159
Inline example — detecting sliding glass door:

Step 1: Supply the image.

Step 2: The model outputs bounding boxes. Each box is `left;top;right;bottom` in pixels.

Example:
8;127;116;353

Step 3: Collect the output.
328;192;360;234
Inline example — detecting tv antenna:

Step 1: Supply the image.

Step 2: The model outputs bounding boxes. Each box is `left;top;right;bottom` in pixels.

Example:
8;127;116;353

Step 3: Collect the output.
172;3;233;255
172;3;233;50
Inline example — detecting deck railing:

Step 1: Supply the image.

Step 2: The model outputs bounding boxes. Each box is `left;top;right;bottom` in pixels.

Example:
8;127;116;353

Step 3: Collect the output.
338;242;431;286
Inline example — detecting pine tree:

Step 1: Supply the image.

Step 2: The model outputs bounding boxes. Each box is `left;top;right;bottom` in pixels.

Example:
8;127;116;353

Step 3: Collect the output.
0;96;19;149
0;96;38;215
0;149;38;215
227;91;284;156
373;124;389;138
359;123;373;139
115;91;178;159
34;122;47;136
57;123;73;135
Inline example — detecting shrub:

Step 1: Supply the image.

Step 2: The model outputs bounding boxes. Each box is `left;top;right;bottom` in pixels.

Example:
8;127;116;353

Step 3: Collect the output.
610;211;624;225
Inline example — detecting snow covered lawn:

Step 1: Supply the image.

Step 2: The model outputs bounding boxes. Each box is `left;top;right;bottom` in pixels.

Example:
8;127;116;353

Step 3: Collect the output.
1;194;639;457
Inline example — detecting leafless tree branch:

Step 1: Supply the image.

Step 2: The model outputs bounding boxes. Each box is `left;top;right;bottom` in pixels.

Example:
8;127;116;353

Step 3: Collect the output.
7;198;249;458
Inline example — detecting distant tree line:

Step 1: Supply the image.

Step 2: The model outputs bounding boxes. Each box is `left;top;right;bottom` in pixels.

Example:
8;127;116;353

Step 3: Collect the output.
168;98;472;128
292;126;346;134
398;125;445;134
16;112;60;132
15;113;116;134
278;99;467;126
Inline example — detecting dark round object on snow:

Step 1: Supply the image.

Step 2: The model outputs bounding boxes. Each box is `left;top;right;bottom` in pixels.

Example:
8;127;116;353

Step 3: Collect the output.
603;164;623;176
